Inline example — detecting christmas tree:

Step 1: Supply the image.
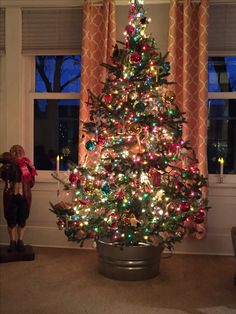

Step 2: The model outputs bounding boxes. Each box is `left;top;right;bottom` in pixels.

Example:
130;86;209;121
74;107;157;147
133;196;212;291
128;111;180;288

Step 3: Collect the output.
50;0;208;251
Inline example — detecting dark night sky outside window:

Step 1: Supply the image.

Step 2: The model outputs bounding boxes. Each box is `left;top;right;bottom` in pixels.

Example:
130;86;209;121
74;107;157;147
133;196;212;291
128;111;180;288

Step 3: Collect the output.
208;56;236;174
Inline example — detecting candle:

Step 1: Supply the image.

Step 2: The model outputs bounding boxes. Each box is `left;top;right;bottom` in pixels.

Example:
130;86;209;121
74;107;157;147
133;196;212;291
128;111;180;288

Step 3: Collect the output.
56;155;60;175
218;157;224;183
56;155;60;196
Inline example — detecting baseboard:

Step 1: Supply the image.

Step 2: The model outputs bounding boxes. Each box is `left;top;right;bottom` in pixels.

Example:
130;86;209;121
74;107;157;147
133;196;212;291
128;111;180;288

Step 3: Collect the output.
0;224;234;256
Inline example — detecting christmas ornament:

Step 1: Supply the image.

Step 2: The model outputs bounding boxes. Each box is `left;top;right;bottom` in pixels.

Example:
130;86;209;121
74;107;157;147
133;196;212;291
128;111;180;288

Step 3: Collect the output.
135;101;146;112
162;90;176;104
101;182;111;195
125;24;136;35
115;189;125;200
130;215;140;227
129;91;138;100
97;135;106;146
194;214;204;224
57;220;65;230
103;94;113;103
180;201;190;212
128;123;142;134
150;171;161;187
69;173;79;185
130;51;142;63
80;199;89;205
85;140;96;151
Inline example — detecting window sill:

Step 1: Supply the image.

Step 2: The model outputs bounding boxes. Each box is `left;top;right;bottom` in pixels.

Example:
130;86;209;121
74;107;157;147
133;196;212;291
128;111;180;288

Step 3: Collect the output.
208;174;236;188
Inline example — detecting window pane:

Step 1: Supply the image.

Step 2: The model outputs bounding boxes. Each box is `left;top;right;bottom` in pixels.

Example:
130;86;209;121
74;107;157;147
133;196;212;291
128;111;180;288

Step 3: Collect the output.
34;99;80;170
208;99;236;174
35;55;81;93
208;56;236;92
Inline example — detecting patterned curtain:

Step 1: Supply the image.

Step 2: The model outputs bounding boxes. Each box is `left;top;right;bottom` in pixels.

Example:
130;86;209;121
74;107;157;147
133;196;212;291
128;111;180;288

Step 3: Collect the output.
79;0;116;164
168;0;209;239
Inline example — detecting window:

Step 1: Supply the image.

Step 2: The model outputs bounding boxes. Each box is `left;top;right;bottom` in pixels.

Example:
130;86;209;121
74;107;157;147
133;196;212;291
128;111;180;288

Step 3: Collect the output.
34;55;81;171
208;56;236;174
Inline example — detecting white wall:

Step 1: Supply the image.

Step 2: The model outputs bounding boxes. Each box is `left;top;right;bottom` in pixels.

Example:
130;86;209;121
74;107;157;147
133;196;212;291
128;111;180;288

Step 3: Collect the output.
0;2;235;256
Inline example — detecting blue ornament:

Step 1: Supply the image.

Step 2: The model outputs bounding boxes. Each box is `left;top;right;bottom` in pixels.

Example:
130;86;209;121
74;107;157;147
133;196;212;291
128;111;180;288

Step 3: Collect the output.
135;102;146;112
195;190;202;199
101;182;111;195
85;140;96;151
163;62;170;73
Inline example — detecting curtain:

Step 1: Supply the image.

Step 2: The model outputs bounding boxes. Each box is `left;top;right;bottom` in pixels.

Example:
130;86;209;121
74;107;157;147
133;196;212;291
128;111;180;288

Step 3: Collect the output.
168;0;209;239
79;0;116;165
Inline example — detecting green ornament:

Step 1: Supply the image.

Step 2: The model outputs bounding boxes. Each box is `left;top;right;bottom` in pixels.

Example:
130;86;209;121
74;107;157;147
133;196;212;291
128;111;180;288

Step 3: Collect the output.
182;172;189;179
101;182;111;195
85;140;96;151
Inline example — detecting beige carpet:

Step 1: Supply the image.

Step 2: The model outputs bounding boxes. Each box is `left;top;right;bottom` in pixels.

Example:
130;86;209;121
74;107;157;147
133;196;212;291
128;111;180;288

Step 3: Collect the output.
0;247;235;314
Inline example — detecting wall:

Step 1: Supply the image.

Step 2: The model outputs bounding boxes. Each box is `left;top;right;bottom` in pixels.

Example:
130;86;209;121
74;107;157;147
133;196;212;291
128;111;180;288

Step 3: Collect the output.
0;2;235;256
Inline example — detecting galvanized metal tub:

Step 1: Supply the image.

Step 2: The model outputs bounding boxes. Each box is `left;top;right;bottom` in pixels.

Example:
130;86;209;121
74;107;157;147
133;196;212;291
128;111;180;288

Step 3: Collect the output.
96;239;163;281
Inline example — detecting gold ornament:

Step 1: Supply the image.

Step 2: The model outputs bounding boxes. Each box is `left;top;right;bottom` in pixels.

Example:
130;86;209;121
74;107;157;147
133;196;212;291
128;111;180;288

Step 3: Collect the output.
130;144;145;154
162;90;176;104
130;215;140;227
129;91;138;100
128;124;142;134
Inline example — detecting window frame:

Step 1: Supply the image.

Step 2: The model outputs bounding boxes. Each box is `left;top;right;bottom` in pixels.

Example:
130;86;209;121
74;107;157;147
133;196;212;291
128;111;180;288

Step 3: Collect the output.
24;55;81;182
208;52;236;185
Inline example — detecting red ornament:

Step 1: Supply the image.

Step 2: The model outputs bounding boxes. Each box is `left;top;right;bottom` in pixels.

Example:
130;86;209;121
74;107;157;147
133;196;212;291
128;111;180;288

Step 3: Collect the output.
89;230;96;237
103;94;113;103
115;189;125;200
80;199;89;205
180;201;190;212
72;221;79;227
194;214;204;224
97;135;106;146
104;164;113;172
150;49;156;56
150;171;161;187
130;51;142;64
57;220;65;230
169;144;178;152
69;172;79;185
125;25;135;35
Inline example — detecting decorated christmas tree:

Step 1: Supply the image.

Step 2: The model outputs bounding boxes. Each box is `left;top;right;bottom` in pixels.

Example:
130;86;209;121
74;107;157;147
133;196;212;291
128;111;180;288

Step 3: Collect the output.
50;0;208;252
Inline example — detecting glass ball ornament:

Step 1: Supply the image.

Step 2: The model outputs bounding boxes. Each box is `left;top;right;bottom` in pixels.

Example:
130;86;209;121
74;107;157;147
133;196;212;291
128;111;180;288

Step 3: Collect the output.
135;101;146;112
129;91;138;100
130;51;142;64
125;24;136;35
69;172;79;185
85;140;96;151
162;90;176;104
97;135;106;146
180;201;190;212
57;220;65;230
128;123;142;134
101;182;111;195
194;213;204;224
103;94;113;103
